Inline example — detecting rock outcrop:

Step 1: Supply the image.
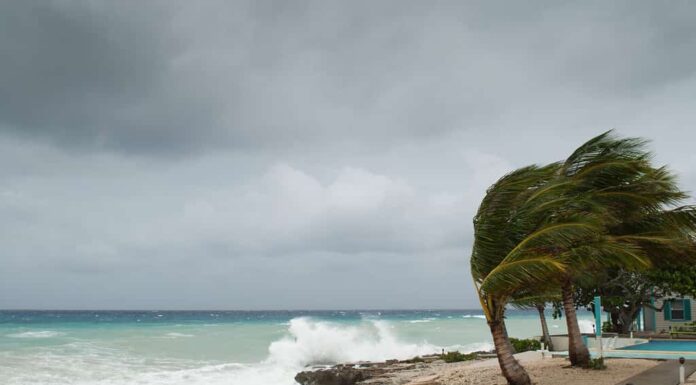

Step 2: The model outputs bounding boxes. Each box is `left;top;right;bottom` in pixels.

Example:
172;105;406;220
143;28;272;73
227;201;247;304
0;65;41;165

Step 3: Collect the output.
294;365;369;385
294;355;464;385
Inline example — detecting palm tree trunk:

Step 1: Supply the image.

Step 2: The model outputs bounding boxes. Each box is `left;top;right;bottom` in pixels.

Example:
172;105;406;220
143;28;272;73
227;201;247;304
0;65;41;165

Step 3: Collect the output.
536;303;554;351
561;279;590;367
489;319;532;385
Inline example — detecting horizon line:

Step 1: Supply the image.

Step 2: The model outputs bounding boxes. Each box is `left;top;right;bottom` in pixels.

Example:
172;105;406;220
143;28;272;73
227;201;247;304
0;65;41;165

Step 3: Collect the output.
0;307;490;312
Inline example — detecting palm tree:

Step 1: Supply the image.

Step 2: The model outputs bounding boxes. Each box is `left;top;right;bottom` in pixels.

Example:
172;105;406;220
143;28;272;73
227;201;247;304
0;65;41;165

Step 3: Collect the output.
471;163;603;385
535;303;554;351
474;133;651;372
511;294;560;352
472;131;696;381
551;132;696;367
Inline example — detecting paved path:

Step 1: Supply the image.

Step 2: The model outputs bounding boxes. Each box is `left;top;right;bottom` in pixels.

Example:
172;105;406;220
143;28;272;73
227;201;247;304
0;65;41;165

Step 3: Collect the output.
615;359;696;385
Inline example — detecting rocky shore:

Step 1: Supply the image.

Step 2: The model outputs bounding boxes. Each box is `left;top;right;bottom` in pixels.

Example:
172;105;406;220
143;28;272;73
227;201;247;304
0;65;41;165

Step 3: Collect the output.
294;352;496;385
294;353;660;385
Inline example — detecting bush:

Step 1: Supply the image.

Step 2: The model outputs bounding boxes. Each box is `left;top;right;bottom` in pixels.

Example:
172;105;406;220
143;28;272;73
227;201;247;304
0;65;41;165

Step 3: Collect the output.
588;357;606;370
509;338;541;353
441;351;477;363
602;321;614;333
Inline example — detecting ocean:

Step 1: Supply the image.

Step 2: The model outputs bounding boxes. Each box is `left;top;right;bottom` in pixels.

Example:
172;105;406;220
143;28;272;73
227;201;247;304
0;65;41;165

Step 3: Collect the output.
0;310;595;385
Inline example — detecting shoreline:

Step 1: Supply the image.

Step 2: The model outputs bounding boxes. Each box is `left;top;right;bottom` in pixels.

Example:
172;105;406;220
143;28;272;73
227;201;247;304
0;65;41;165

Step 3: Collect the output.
295;352;660;385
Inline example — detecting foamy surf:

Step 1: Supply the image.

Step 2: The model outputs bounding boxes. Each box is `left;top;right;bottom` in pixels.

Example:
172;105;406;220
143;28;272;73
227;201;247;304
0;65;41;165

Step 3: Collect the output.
0;309;591;385
578;319;597;334
444;342;495;353
162;332;195;338
6;330;65;338
267;318;440;367
0;318;449;385
407;318;436;323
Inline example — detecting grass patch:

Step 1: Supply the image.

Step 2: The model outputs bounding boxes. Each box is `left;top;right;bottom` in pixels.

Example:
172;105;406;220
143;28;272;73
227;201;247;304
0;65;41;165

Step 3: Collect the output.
588;357;606;370
441;351;478;363
509;338;541;353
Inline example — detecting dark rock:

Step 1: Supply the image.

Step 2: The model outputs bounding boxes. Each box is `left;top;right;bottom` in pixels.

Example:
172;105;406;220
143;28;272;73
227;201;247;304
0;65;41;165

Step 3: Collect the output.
294;351;495;385
295;366;366;385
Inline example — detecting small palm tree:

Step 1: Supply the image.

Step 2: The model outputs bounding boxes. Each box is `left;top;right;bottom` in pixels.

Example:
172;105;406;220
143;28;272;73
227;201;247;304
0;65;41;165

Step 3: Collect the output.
511;293;561;352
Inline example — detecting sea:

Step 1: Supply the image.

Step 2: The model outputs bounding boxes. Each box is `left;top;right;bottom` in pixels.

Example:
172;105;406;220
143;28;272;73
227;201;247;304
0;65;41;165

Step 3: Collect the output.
0;309;595;385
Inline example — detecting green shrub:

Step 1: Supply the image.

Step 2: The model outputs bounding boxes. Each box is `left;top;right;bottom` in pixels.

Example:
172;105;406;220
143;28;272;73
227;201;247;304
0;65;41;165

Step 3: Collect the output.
588;357;606;370
602;321;614;332
406;356;425;363
441;351;477;363
509;338;541;353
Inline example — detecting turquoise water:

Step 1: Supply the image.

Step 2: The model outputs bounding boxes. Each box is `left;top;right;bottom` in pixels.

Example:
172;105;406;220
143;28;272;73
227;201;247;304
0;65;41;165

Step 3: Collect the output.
0;310;595;385
620;340;696;351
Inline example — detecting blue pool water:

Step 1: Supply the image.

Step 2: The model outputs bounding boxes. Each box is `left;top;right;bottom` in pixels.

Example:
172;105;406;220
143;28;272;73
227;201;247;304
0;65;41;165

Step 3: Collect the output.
620;340;696;351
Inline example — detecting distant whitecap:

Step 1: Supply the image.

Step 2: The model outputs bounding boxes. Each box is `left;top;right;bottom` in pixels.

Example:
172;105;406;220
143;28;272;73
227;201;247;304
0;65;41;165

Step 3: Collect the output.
163;332;194;338
7;331;65;338
407;318;436;323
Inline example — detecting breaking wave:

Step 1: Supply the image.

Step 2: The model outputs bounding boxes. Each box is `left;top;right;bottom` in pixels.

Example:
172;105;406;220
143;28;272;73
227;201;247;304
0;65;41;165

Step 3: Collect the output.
0;318;491;385
267;317;440;367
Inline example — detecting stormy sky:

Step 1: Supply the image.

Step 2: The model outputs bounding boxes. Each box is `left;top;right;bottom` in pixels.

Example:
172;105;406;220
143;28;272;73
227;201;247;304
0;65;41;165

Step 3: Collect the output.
1;1;696;310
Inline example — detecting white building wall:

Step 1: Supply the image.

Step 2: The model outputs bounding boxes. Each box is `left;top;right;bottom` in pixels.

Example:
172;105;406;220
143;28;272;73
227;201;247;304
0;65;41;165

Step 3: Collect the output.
650;297;695;333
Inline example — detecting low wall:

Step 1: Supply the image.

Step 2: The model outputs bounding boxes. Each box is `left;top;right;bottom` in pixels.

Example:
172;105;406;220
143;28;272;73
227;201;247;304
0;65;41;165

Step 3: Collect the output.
549;335;569;351
586;336;648;349
547;335;647;351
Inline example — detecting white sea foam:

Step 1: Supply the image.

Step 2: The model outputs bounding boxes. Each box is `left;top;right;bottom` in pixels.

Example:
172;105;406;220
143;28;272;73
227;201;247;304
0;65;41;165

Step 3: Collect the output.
0;318;490;385
162;332;194;338
267;317;440;367
444;342;495;353
462;314;486;319
110;362;298;385
407;318;436;323
578;319;596;334
6;330;65;338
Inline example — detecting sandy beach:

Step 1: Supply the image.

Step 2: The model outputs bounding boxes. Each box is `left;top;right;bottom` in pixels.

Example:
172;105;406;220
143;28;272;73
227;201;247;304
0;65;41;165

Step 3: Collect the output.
437;356;658;385
296;351;661;385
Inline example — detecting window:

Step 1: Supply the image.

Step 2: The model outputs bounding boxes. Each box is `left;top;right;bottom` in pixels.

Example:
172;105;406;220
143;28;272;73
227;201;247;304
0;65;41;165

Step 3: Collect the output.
672;300;685;321
665;299;692;321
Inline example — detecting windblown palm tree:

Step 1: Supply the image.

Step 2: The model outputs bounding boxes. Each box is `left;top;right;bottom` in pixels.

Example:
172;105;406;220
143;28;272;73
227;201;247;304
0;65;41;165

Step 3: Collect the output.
472;131;696;382
551;132;696;367
471;163;604;385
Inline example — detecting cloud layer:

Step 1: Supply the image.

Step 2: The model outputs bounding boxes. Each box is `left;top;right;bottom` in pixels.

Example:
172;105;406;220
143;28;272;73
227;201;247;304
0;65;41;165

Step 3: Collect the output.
1;1;695;309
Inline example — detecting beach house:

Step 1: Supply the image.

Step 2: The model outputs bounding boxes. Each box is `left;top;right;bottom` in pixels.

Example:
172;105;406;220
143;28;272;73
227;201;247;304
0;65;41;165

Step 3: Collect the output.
642;296;695;333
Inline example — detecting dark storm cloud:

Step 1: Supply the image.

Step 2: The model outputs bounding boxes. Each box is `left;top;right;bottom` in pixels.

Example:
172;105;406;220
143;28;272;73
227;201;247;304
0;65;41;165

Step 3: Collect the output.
1;2;176;150
1;1;696;309
3;1;696;156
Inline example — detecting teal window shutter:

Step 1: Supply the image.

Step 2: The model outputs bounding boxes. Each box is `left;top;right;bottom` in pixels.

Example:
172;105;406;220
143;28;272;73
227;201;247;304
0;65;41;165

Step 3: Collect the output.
685;299;692;321
665;300;672;321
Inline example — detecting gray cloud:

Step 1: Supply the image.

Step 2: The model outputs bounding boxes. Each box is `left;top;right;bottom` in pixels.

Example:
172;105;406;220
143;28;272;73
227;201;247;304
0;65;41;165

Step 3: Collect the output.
3;1;696;155
1;1;696;309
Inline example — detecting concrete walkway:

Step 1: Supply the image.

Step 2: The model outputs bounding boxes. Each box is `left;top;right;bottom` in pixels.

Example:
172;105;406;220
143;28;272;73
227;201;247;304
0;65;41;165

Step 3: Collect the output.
615;359;696;385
